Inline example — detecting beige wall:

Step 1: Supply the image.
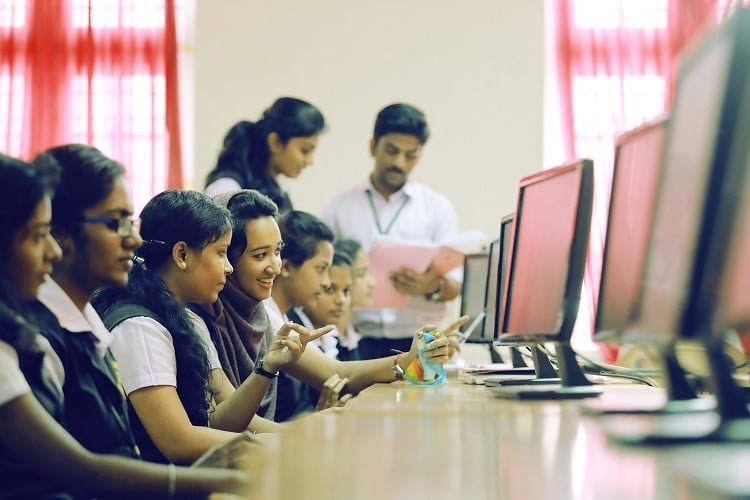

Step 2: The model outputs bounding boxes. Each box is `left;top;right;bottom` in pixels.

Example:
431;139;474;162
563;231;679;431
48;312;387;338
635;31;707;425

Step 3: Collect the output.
194;1;544;241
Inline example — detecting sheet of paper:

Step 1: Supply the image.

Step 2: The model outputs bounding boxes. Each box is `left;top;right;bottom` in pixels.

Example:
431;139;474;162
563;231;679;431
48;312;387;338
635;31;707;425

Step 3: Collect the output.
367;229;487;309
369;241;437;308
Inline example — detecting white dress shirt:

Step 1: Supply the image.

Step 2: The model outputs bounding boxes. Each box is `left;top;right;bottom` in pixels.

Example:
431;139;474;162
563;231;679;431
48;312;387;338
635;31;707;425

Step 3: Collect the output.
323;178;460;339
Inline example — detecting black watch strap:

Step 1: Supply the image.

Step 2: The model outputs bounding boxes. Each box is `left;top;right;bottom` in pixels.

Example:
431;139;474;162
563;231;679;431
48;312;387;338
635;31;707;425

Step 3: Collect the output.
254;359;278;379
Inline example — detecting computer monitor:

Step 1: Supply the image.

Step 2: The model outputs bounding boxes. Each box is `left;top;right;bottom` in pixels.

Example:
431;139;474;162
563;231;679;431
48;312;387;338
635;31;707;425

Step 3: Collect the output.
593;115;668;342
499;159;593;343
482;238;501;340
629;8;747;344
495;214;514;340
459;252;490;342
601;7;750;442
489;160;598;400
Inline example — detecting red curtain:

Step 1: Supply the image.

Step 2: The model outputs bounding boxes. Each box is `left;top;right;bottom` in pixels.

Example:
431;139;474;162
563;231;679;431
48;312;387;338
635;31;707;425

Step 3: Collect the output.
552;0;718;361
0;0;182;212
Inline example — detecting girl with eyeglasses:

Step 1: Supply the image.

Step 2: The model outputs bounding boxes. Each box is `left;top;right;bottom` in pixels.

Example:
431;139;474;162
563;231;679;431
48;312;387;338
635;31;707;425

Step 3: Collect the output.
0;152;249;498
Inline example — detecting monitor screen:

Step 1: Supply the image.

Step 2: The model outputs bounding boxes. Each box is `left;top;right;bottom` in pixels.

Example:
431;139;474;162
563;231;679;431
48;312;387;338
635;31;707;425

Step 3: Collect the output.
631;20;734;341
594;117;668;341
696;11;750;335
500;160;593;341
717;173;750;332
482;239;501;339
460;252;490;341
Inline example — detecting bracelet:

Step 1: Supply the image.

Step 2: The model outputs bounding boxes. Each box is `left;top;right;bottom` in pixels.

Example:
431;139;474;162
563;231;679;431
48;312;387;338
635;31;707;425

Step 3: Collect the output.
167;463;176;500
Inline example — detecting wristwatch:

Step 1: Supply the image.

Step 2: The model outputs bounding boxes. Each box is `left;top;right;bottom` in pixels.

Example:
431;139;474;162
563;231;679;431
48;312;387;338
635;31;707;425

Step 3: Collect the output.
392;355;405;381
425;278;445;302
254;358;279;379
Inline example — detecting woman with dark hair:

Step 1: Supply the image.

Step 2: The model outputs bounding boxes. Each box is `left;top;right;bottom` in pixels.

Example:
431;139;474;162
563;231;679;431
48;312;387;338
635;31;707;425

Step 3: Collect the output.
95;189;327;465
199;192;467;423
0;153;248;498
330;238;376;360
204;96;326;213
25;144;145;459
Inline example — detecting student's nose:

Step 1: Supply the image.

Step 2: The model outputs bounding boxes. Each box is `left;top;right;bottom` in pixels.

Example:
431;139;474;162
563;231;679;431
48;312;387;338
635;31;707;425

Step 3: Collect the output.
124;230;143;250
223;256;234;275
46;233;63;262
320;271;331;289
269;255;282;275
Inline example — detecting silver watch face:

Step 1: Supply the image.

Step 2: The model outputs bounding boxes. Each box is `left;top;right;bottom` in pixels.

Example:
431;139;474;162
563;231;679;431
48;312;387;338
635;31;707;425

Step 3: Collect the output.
393;363;405;380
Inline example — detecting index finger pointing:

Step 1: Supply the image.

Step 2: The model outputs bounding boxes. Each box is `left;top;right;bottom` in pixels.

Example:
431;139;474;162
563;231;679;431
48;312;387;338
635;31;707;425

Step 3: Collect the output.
308;325;335;342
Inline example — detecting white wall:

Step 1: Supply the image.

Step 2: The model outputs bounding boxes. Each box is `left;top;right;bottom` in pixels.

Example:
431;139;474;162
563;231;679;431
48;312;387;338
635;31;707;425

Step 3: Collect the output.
194;1;544;242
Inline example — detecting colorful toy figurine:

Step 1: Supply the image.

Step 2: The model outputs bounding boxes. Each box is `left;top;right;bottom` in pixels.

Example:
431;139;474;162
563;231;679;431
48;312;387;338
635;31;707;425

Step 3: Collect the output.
404;331;447;385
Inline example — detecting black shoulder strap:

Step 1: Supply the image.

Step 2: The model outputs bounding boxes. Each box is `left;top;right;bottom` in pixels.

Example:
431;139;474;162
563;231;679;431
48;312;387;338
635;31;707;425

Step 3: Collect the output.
102;302;164;331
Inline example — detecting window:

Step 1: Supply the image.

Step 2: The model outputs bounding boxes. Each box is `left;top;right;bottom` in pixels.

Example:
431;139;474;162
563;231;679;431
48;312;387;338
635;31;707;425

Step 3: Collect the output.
0;0;186;213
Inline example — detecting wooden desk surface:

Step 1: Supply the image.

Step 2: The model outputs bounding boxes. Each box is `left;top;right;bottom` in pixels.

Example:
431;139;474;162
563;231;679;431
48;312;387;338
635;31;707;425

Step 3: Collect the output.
248;381;750;499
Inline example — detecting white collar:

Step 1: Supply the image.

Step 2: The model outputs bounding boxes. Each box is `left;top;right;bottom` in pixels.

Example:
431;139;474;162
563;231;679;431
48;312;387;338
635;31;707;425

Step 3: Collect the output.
290;306;314;329
37;278;113;356
263;296;288;322
361;178;416;201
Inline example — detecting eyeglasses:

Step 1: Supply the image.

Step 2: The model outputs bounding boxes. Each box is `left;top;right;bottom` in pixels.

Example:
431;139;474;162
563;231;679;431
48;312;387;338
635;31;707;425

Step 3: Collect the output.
80;215;140;237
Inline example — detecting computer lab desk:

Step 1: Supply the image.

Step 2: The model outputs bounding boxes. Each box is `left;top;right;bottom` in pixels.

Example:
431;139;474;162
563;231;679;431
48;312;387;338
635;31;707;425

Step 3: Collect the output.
247;380;750;499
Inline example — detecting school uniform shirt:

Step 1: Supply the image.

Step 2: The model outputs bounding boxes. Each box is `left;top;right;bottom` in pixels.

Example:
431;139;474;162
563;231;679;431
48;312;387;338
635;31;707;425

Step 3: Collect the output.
323;179;460;339
109;309;222;396
0;328;72;499
263;298;317;421
290;306;339;359
337;323;362;361
35;279;140;458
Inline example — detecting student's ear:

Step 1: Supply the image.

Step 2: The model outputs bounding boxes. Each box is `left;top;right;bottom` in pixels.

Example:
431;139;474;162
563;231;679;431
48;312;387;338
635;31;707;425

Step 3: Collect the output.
369;138;377;157
267;132;284;155
171;241;189;270
279;259;292;278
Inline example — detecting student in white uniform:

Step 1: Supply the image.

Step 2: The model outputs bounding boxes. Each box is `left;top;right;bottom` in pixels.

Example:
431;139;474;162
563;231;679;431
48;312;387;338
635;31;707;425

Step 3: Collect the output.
0;153;248;498
94;189;328;464
197;193;467;423
204;96;326;213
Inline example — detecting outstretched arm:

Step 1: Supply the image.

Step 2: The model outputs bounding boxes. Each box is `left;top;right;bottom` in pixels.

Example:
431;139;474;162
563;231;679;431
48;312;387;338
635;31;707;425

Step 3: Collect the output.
283;316;470;394
0;393;248;498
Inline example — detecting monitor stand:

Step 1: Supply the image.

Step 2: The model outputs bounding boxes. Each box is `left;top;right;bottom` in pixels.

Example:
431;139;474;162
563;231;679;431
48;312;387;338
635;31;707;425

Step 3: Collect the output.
601;336;750;444
483;345;556;387
487;343;504;364
489;342;602;399
581;342;715;415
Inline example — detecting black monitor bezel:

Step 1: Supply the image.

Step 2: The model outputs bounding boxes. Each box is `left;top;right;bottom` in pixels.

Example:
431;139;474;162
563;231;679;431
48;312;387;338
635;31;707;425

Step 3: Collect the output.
593;115;669;343
498;159;594;343
627;9;750;342
493;213;514;340
481;238;501;341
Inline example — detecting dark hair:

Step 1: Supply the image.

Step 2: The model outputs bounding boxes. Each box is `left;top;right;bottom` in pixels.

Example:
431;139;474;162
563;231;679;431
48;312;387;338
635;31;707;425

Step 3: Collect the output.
0;153;57;257
223;189;279;266
205;97;325;209
277;210;334;267
331;250;353;269
373;103;430;144
333;239;363;264
94;190;231;426
0;153;58;344
32;144;124;243
136;190;232;268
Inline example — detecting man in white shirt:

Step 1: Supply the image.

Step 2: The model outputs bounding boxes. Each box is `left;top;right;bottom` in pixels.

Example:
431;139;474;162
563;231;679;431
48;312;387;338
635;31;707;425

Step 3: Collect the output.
322;103;461;359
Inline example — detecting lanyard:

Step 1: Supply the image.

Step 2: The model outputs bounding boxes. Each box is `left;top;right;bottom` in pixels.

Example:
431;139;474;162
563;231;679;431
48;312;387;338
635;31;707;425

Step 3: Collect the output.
366;190;410;235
